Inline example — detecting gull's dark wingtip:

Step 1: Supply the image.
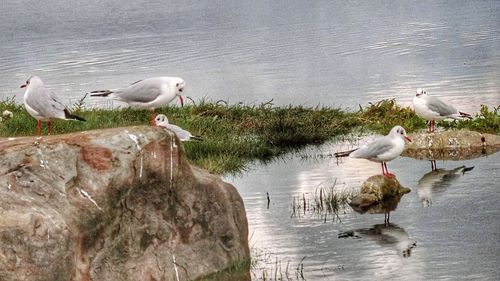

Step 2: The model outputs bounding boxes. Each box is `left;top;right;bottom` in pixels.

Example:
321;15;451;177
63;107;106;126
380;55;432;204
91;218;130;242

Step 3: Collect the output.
334;148;357;158
89;90;113;97
64;109;86;121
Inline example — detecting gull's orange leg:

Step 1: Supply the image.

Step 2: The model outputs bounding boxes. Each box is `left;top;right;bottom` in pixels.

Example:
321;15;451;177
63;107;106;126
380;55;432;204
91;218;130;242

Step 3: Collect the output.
383;162;395;178
47;121;52;135
37;120;42;137
150;109;157;126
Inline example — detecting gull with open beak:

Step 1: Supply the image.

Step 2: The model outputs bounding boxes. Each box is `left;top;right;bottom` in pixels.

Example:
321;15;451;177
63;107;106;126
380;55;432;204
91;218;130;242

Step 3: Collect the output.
89;77;185;125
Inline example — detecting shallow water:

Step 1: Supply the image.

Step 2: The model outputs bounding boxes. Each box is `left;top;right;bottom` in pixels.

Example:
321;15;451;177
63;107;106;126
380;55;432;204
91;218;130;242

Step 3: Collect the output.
1;0;499;111
225;143;500;280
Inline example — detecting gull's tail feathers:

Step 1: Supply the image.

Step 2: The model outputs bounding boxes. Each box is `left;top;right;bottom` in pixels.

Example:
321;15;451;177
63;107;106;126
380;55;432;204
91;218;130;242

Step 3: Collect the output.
334;148;358;158
459;111;472;119
64;109;86;121
191;135;204;141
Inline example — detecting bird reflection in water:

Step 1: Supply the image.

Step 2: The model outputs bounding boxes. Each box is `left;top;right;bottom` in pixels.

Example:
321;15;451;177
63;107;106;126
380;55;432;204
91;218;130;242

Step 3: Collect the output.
339;223;417;258
417;165;474;207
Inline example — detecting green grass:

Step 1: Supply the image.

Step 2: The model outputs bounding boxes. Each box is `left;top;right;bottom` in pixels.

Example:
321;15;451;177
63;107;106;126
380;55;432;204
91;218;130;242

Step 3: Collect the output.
356;99;427;133
439;105;500;134
1;97;498;174
291;181;357;223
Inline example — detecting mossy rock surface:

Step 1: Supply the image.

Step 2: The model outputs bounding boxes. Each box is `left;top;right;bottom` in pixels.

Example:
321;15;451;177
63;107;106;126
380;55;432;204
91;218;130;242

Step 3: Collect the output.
349;175;410;214
360;175;411;200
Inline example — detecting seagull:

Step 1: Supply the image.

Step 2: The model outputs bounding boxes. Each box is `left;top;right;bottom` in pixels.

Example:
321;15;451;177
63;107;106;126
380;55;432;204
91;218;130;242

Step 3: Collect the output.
334;126;412;177
89;77;185;125
413;88;471;133
20;76;85;138
154;114;203;141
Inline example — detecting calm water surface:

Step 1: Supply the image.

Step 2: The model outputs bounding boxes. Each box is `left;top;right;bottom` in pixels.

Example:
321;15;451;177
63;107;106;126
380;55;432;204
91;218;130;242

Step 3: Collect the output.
225;144;500;280
0;0;499;111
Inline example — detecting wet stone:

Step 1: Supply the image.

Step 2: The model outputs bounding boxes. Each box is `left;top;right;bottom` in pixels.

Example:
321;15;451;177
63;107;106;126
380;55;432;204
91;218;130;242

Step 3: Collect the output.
349;175;410;215
403;129;500;161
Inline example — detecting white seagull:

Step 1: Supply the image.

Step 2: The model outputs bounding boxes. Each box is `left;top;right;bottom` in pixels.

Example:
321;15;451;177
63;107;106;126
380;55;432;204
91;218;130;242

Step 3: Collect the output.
334;126;412;177
20;76;85;137
154;114;202;141
90;77;185;125
412;88;471;133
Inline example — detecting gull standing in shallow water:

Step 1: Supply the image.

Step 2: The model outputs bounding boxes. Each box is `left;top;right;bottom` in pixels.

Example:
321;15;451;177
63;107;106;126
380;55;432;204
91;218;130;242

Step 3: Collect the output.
412;88;471;133
154;114;203;141
20;76;86;138
334;126;412;177
89;77;185;125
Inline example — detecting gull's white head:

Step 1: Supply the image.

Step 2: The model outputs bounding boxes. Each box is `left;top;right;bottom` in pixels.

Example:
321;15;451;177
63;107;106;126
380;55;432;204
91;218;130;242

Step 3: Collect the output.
171;77;186;106
154;114;170;127
20;76;43;90
389;125;412;142
415;88;427;97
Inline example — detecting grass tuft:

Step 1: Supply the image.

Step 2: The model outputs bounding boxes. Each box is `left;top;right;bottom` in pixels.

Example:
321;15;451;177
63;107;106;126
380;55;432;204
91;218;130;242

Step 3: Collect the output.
439;105;500;134
357;99;427;133
291;181;356;222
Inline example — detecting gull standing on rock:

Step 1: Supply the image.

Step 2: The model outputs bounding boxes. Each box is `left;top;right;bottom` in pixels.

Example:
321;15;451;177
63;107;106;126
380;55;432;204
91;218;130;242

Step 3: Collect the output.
412;88;471;133
89;77;185;125
20;76;86;138
334;126;412;177
154;114;203;141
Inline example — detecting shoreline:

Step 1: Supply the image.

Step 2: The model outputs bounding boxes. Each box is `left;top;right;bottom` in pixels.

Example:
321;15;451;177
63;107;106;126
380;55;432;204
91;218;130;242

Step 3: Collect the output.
1;98;498;174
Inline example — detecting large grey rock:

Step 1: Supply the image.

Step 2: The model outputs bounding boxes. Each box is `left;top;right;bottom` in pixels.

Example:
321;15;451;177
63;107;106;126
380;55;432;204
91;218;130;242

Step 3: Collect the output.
403;129;500;160
0;126;249;281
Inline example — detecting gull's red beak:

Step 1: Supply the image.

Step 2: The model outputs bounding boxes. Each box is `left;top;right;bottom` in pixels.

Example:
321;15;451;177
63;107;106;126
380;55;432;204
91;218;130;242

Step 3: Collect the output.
179;95;184;107
20;84;26;89
405;136;412;142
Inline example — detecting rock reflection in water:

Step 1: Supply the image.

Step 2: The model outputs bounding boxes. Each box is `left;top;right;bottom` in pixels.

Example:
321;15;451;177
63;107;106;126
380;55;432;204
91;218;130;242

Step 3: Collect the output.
417;165;475;207
339;223;417;258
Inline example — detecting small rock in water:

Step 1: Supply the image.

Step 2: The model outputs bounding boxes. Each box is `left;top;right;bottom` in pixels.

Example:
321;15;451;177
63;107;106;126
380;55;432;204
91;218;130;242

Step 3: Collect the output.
349;175;410;215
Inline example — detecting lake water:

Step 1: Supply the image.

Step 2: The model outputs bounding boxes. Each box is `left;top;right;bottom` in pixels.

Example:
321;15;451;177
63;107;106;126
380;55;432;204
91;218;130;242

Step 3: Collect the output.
225;143;500;280
0;0;499;112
